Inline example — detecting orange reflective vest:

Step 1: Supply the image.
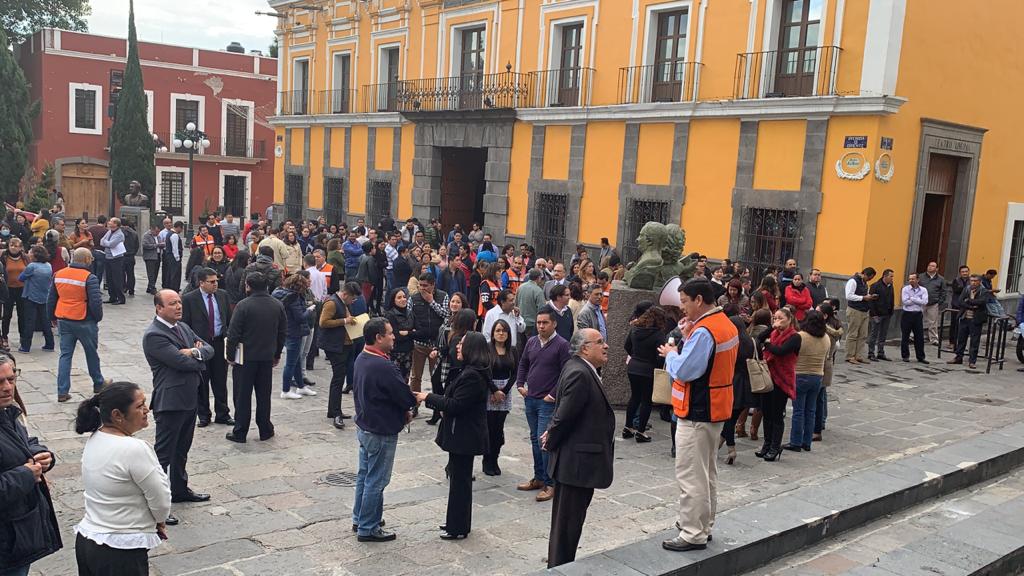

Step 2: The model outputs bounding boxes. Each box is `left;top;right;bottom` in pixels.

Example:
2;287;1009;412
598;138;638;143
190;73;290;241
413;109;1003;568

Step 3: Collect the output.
671;309;738;423
478;280;500;317
53;266;92;321
193;234;215;257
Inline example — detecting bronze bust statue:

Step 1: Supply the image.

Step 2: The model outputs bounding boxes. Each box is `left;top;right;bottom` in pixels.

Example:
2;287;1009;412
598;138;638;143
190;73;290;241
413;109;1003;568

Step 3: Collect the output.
124;180;150;208
623;222;695;290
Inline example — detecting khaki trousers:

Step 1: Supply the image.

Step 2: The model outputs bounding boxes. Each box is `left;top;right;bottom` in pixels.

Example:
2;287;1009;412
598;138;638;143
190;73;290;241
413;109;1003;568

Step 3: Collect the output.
845;308;870;361
674;419;722;545
410;344;437;393
923;304;940;344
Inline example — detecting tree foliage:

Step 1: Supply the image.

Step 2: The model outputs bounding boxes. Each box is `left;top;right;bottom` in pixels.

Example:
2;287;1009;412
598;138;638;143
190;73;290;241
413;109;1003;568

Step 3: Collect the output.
0;29;34;204
269;36;278;58
108;0;154;204
0;0;91;46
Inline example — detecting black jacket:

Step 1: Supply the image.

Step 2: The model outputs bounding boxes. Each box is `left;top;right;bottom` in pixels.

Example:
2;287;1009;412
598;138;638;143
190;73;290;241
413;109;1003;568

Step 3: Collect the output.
122;226;140;257
958;285;989;325
181;288;232;342
410;289;449;346
226;291;287;362
869;280;895;317
545;356;615;489
0;406;61;570
950;277;971;309
425;365;490;456
392;257;412;290
624;325;666;377
385;305;415;353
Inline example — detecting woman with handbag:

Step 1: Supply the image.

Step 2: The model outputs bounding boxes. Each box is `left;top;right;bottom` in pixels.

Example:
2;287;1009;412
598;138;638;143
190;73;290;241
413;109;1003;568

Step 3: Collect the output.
623;305;671;443
718;310;755;465
754;307;800;462
783;310;830;453
415;332;492;540
734;309;772;440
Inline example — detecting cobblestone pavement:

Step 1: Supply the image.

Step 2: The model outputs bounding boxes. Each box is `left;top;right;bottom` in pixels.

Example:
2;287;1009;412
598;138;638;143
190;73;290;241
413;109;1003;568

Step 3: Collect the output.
15;262;1024;575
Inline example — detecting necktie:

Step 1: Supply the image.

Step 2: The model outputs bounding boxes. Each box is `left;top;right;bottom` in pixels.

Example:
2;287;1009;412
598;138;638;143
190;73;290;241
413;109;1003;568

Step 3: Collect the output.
172;324;184;343
207;293;216;338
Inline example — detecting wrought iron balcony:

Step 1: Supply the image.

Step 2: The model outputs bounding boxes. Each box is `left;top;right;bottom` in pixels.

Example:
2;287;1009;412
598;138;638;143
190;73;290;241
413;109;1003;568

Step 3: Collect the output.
153;133;266;159
319;89;358;114
362;70;532;113
279;90;312;115
528;67;594;108
734;45;841;99
618;62;702;104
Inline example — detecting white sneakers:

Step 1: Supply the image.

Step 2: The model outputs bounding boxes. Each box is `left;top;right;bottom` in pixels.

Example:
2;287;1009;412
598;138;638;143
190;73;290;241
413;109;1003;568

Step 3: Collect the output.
280;391;303;400
296;387;317;396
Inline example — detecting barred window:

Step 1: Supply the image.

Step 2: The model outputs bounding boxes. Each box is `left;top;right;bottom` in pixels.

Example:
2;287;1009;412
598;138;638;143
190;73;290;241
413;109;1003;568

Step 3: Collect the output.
160;172;185;214
324;177;345;225
367;180;392;229
285;174;304;222
74;88;97;130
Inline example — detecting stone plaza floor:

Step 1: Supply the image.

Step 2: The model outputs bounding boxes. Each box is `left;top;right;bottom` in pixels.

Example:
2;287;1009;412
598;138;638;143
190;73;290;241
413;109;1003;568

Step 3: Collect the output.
14;265;1024;575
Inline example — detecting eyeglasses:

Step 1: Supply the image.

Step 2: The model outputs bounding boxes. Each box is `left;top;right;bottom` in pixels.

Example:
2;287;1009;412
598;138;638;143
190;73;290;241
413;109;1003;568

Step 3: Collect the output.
583;339;605;346
1;369;21;383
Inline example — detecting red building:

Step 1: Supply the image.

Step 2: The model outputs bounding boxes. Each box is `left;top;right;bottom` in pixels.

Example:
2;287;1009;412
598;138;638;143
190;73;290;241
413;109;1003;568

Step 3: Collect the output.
17;28;278;224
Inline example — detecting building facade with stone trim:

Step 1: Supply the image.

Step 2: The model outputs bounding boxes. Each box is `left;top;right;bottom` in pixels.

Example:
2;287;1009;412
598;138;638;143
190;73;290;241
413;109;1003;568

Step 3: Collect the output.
269;0;1024;304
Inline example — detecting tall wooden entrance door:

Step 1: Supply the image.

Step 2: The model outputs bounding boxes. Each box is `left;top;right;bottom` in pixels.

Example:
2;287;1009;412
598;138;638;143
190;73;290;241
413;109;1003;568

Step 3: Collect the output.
775;0;823;97
915;154;959;274
61;162;109;220
440;148;487;234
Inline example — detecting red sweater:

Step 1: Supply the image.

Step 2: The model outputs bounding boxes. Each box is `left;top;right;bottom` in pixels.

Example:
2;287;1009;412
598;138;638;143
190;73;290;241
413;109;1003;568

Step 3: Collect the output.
763;327;799;399
785;285;813;321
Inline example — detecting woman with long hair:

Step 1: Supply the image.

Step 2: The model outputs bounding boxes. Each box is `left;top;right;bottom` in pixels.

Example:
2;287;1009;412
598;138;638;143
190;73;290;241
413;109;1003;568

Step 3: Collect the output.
784;272;813;322
273;273;316;399
754;307;800;461
73;382;171;576
426;305;475;425
784;310;829;453
579;260;598;286
224;249;250;305
735;308;773;441
18;245;54;354
281;230;303;274
756;275;780;313
623;305;670;443
717;279;751;321
385;288;415;383
43;230;68;274
483;319;519;476
415;331;492;540
719;312;755;465
815;302;844;441
1;237;29;350
222;234;239;260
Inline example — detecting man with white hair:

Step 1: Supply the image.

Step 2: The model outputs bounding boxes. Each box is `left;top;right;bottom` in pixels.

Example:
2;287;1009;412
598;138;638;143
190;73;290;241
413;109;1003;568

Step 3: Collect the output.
100;217;127;304
48;247;111;402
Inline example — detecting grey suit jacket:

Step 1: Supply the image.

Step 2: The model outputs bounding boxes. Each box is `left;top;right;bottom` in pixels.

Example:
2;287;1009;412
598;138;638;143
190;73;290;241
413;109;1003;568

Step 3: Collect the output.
143;319;213;413
575;302;603;332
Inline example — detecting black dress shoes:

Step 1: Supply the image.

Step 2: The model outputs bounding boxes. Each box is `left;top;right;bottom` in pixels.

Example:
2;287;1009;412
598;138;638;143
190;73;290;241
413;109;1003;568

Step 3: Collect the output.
171;490;211;503
214;416;236;426
197;419;210;428
164;515;179;526
782;444;803;452
259;431;275;441
225;432;246;443
332;416;346;430
351;519;385;532
357;529;396;542
439;531;467;540
662;536;707;552
339;412;352;420
303;377;316;387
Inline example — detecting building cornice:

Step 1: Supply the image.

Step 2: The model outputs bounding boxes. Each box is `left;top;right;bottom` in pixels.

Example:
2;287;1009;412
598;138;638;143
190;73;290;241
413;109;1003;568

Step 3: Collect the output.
44;48;276;81
155;152;265;166
269;112;405;127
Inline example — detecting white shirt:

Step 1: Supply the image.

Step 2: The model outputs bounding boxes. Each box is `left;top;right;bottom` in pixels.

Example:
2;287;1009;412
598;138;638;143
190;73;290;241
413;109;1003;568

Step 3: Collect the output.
75;432;170;550
901;284;929;313
307;265;328;302
156;316;203;360
482;305;526;347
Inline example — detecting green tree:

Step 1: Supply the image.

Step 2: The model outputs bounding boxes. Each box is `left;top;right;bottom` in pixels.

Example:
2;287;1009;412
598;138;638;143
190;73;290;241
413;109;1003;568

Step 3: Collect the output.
108;0;154;204
269;36;278;58
1;0;91;46
0;29;34;204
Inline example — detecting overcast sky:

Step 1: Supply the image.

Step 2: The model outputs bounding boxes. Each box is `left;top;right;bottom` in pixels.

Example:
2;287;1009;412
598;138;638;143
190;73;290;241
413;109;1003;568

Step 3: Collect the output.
87;0;278;54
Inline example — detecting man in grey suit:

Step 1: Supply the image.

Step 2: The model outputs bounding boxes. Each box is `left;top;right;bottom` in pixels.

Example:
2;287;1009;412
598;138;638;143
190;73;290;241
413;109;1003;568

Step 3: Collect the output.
541;328;615;568
542;262;567;300
143;289;214;520
575;283;607;342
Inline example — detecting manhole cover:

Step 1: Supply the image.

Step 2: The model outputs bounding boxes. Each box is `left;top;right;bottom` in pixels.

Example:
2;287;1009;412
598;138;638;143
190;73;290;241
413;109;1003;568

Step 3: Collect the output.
960;396;1008;406
320;471;359;487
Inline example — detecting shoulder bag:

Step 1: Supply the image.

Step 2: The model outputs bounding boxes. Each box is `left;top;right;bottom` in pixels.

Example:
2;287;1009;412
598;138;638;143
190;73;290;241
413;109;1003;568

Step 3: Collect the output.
748;344;774;394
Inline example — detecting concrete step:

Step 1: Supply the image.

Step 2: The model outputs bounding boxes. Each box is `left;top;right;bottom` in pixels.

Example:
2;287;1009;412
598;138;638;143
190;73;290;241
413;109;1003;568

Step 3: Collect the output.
752;468;1024;576
541;422;1024;576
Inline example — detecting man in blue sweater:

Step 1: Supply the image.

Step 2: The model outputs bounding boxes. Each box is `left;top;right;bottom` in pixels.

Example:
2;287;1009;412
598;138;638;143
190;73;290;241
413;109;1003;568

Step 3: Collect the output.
351;317;417;542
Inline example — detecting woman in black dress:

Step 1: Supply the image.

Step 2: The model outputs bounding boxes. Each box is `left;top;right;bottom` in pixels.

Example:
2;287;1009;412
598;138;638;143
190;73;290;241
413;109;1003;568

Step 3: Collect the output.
415;332;492;540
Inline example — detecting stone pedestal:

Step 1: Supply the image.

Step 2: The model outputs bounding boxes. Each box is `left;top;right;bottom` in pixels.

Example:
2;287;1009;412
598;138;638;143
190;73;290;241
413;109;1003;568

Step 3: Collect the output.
602;281;660;407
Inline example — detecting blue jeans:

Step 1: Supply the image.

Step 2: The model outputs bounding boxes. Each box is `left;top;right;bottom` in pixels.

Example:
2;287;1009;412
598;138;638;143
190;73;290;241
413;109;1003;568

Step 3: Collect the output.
790;374;822;447
57;320;105;395
281;336;305;392
524;396;555;486
814;386;828;434
353;428;398;536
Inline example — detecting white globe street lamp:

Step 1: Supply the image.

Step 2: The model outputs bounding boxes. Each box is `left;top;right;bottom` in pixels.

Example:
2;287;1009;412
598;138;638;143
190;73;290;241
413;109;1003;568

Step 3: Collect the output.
186;121;197;131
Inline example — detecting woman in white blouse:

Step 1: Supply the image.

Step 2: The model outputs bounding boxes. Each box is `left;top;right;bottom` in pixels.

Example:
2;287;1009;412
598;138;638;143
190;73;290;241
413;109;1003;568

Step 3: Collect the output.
73;382;171;575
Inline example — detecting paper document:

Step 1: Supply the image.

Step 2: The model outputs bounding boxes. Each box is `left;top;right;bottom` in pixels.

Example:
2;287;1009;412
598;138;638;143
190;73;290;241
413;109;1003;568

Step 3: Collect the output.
226;343;243;365
345;314;370;341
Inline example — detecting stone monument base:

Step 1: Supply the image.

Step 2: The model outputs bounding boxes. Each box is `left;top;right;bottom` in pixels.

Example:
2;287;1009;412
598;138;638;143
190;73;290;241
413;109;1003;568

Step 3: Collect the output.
602;280;665;408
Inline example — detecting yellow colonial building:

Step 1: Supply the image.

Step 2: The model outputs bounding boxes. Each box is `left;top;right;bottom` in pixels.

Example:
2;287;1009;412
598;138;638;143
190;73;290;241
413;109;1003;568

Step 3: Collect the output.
268;0;1024;297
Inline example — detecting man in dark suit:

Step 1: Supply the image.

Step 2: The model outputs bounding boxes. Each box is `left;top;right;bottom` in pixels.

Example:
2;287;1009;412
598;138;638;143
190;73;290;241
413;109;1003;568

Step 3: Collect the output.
142;289;215;519
182;267;233;428
541;328;615;568
225;272;287;443
162;221;185;291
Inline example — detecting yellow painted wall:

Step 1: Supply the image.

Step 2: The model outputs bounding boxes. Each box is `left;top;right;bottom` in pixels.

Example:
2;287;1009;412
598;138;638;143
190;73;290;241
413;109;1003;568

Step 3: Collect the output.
752;120;806;191
542;125;571;181
399;124;415;219
698;1;754;101
635;123;675;186
374;127;394;171
308;127;325;209
289;128;305;168
349;126;369;215
273;128;285;203
683;119;740;259
579;122;626;245
329;128;346;169
507;122;533;235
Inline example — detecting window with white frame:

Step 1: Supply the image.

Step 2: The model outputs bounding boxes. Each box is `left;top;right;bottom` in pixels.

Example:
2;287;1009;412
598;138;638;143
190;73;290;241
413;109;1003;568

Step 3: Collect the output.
1000;203;1024;294
220;170;250;220
222;100;254;157
547;20;586;106
69;83;102;135
170;94;204;153
157;168;187;216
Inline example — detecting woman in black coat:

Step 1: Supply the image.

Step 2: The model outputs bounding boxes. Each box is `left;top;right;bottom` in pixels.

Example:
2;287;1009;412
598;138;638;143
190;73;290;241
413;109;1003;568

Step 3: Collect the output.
719;313;755;465
622;305;671;443
384;288;415;382
415;332;492;540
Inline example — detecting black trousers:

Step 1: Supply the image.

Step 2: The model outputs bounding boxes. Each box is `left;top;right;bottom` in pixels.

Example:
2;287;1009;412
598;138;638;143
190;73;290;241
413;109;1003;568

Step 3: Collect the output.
720;407;746;447
758;387;788;451
145;258;160;291
232;360;274;439
1;286;24;339
123;255;136;295
305;322;320;369
75;533;149;576
484;410;508;464
325;348;351;418
548;483;595;568
625;372;654;433
106;256;125;302
445;453;475;535
955;319;983;363
162;256;181;291
198;337;231;422
900;310;926;361
154;408;197;497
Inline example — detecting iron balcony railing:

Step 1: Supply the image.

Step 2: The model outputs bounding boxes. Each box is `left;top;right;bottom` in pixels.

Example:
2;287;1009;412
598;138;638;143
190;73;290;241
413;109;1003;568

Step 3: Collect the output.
734;45;841;99
153;133;266;159
618;62;702;104
362;70;532;113
528;67;594;108
279;90;312;115
319;89;358;114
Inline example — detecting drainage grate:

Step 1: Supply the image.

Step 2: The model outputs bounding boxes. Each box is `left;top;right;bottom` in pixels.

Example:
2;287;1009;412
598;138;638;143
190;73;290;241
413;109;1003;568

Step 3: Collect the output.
960;396;1008;406
320;471;359;487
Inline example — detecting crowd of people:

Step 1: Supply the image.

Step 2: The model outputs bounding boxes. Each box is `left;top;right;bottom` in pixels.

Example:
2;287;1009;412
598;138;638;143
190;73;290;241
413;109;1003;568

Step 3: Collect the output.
2;206;1019;575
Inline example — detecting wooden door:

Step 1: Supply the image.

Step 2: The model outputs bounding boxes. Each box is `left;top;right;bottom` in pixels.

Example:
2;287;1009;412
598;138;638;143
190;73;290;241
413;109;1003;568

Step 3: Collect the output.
440;148;486;233
775;0;822;96
557;24;584;106
915;154;959;274
651;10;688;102
61;163;109;220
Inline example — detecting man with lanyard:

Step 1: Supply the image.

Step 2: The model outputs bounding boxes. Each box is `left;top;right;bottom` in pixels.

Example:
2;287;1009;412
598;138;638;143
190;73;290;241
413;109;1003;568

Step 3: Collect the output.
658;279;737;552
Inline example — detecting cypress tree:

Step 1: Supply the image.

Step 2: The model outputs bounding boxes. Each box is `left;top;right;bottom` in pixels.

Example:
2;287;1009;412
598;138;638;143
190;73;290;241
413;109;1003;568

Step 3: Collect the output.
0;29;34;203
109;0;155;204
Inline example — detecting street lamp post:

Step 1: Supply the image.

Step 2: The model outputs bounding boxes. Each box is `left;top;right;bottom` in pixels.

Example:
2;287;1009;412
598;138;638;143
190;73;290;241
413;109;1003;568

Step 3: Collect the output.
172;121;210;230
